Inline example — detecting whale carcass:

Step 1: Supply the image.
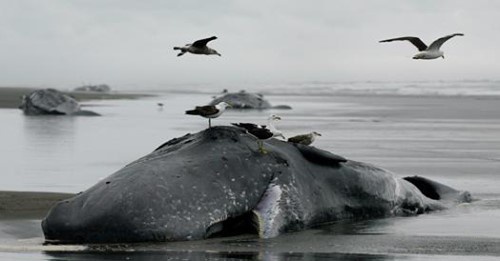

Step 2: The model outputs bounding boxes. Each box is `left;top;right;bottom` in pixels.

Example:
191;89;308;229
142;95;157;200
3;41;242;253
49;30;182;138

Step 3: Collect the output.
42;126;471;243
19;88;99;116
209;91;291;110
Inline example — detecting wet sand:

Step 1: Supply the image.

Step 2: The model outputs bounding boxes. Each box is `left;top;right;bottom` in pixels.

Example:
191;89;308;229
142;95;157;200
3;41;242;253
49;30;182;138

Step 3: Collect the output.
0;91;499;260
0;191;73;220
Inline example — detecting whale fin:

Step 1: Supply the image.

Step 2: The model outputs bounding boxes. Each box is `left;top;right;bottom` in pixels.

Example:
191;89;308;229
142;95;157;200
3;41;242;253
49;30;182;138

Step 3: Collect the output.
403;176;473;203
294;144;347;167
252;184;284;238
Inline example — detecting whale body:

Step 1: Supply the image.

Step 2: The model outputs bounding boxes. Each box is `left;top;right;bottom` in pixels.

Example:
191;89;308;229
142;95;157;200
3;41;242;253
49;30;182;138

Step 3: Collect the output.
209;92;291;110
19;88;100;116
42;126;471;243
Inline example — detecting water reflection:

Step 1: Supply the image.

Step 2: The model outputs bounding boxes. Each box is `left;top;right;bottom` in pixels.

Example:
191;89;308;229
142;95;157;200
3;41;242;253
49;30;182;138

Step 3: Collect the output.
19;116;79;190
44;251;395;261
316;218;394;236
22;115;76;152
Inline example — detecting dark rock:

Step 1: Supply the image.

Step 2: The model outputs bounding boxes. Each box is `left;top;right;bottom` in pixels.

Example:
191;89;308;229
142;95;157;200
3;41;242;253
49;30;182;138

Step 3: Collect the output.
42;126;471;244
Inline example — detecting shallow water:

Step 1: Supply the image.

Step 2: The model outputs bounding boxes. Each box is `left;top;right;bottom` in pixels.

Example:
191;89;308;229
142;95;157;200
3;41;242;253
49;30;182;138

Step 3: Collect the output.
0;91;499;260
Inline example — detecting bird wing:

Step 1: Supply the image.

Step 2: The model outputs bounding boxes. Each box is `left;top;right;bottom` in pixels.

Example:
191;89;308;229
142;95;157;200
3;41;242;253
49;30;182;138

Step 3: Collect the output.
379;36;428;51
231;122;259;130
287;134;307;143
252;128;274;139
232;123;273;139
428;33;464;51
186;105;218;116
196;105;219;116
191;36;217;48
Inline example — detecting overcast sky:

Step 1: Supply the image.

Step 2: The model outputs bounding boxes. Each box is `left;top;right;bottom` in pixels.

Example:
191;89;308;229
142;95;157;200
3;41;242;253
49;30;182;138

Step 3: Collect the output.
0;0;499;89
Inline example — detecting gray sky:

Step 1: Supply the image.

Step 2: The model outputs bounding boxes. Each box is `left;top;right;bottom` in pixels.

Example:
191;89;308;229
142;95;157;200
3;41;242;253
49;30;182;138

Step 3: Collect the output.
0;0;499;89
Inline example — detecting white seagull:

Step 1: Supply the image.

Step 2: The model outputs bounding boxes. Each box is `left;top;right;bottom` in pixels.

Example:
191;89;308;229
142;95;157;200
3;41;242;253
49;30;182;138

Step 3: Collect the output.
174;36;221;57
379;33;464;60
266;114;285;140
185;102;231;128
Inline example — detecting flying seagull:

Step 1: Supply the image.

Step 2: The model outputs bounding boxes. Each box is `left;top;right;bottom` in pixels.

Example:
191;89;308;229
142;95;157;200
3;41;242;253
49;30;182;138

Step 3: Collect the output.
288;131;322;146
379;33;464;59
232;114;285;154
174;36;221;57
186;102;230;128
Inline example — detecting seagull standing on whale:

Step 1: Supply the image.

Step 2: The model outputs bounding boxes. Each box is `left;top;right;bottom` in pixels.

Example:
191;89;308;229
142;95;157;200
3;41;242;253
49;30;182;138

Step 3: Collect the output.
288;131;322;146
379;33;464;60
186;102;230;128
174;36;221;57
232;114;285;154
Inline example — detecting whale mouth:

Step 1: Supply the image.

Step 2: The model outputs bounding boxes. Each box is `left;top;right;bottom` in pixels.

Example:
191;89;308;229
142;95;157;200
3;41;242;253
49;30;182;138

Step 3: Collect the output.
205;211;258;238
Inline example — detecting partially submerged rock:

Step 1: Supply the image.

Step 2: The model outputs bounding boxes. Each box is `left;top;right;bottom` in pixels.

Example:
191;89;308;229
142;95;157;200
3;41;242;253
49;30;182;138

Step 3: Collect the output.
209;91;291;110
42;126;471;244
19;89;99;116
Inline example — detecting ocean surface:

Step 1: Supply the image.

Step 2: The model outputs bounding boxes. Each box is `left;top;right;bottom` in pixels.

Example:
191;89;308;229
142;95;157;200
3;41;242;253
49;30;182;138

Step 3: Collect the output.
1;83;499;260
141;79;500;96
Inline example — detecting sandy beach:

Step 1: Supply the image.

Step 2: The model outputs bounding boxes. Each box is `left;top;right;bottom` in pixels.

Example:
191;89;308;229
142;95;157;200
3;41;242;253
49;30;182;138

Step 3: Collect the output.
0;87;499;260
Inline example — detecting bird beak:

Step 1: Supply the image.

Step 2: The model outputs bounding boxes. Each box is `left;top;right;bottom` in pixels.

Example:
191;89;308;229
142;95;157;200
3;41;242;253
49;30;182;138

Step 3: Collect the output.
317;133;322;136
442;55;445;59
217;52;222;56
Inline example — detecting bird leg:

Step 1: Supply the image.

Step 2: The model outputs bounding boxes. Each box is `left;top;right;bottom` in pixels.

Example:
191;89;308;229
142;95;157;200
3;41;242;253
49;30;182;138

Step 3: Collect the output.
258;140;267;154
209;118;212;128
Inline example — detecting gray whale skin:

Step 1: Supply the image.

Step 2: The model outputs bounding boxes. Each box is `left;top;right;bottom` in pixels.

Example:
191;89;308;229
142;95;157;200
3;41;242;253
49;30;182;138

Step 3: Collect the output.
19;88;99;116
42;126;471;244
209;92;291;110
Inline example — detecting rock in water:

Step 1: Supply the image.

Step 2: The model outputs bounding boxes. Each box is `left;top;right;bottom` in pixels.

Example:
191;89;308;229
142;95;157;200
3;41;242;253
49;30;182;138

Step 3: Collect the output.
19;89;99;116
42;126;471;244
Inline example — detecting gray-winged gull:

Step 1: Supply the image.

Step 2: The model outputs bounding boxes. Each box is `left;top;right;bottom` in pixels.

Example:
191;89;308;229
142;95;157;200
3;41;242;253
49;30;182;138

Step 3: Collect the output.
174;36;221;57
288;131;322;146
379;33;464;59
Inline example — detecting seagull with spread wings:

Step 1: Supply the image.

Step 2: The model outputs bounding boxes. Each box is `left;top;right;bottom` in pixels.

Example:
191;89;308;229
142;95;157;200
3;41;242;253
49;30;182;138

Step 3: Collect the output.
379;33;464;60
174;36;221;57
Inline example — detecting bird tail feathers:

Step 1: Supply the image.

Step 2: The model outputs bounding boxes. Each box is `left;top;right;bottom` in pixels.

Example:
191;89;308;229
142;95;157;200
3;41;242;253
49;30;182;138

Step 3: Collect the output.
185;109;200;115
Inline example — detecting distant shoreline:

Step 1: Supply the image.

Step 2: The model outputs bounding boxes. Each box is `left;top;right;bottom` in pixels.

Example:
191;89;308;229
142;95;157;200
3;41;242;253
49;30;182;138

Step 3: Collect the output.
0;86;154;109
